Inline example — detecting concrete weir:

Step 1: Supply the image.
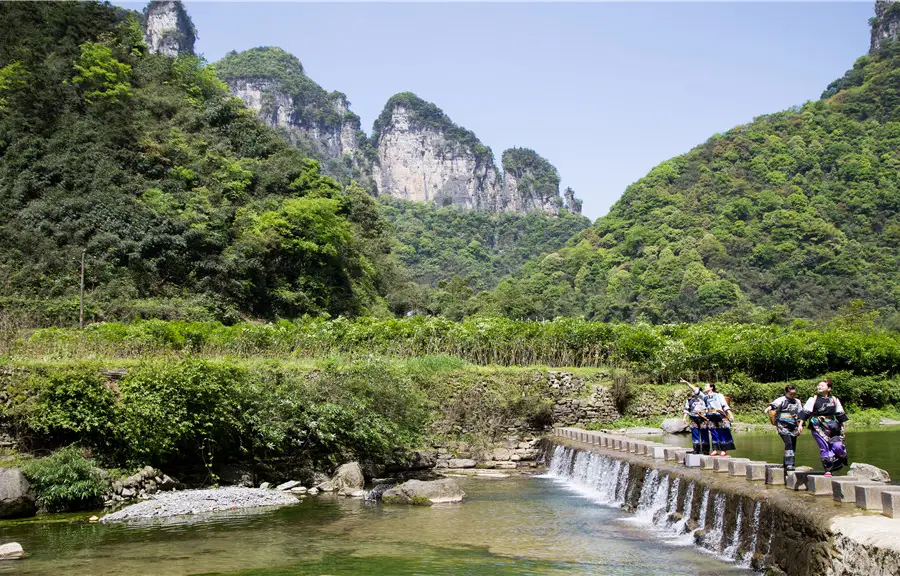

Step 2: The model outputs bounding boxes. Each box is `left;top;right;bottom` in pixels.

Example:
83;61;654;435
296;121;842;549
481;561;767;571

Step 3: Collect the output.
546;427;900;576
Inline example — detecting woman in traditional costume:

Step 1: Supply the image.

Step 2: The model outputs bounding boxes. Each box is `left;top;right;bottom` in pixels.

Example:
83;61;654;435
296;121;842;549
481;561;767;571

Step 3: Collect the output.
765;385;804;471
681;381;710;455
703;383;735;456
800;380;849;476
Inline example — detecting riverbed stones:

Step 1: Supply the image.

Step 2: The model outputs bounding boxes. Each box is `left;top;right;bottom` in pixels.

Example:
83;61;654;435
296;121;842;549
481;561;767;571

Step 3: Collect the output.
275;481;301;491
848;462;891;483
0;542;24;560
446;459;476;469
882;491;900;518
855;485;900;511
0;468;35;519
100;487;299;523
381;479;465;505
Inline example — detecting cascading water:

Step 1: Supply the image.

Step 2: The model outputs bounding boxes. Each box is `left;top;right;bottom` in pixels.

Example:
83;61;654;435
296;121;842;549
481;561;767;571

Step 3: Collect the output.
545;444;763;571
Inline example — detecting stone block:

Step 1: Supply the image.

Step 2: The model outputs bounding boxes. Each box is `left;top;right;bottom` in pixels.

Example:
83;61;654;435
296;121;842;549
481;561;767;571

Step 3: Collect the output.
663;447;683;461
745;463;769;481
714;457;747;473
699;456;716;470
832;479;885;503
765;466;785;485
728;460;756;477
651;445;667;459
785;468;814;491
675;450;688;464
855;484;900;511
808;475;834;496
684;453;703;468
882;491;900;518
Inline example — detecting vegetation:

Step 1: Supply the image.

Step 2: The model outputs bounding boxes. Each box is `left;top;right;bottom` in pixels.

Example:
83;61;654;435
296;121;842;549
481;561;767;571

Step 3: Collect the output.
8;311;900;383
482;41;900;323
0;3;395;323
379;198;590;312
21;446;108;512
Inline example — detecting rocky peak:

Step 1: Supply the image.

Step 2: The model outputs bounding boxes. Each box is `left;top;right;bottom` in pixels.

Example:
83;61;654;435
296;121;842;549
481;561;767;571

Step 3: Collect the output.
142;1;195;57
501;148;565;215
372;93;502;210
871;0;900;53
215;47;365;175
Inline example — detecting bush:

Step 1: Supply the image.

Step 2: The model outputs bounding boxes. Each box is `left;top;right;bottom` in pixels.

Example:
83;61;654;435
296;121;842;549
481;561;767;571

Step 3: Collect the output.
22;447;108;512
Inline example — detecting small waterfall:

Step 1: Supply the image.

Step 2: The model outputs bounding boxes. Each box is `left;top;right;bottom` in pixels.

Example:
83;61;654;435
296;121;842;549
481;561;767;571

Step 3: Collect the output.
741;502;762;567
614;460;629;504
723;502;743;559
705;493;728;552
635;469;659;517
667;477;680;515
673;481;695;534
697;487;711;530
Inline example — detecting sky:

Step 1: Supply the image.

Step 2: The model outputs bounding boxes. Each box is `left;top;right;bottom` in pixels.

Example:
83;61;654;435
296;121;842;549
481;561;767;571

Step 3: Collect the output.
118;1;875;220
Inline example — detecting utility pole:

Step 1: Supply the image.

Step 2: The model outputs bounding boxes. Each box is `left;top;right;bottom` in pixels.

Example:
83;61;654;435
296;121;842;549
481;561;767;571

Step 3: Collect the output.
79;249;85;330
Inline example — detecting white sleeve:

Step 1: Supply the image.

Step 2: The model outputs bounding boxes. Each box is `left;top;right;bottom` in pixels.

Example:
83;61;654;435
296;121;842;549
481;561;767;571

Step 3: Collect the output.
768;396;784;410
803;397;816;412
834;398;845;414
719;393;731;411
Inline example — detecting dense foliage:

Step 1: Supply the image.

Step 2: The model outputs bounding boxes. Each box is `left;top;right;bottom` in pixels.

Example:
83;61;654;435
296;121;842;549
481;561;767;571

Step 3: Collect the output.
13;312;900;383
21;446;108;512
0;2;395;322
379;198;590;311
484;41;900;323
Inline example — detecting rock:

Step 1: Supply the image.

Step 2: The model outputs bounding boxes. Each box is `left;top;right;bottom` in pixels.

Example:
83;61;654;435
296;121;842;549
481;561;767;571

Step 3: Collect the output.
879;417;900;426
331;462;364;492
491;448;511;461
338;488;366;498
0;542;24;559
316;481;335;493
112;480;124;495
275;480;301;492
660;418;690;434
88;515;99;522
0;468;36;519
120;487;136;498
157;475;177;491
140;466;156;479
259;482;271;490
100;487;298;523
365;483;396;502
381;479;466;505
289;487;307;495
849;462;891;483
446;459;476;469
307;488;319;496
142;0;196;57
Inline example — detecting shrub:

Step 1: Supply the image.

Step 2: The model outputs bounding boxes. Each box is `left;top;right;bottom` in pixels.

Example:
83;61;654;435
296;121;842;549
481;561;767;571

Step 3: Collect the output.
22;446;108;512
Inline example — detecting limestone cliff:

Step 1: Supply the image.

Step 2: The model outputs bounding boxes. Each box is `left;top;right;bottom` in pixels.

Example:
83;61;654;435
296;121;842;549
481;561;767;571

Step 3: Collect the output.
372;93;503;210
871;1;900;53
216;47;369;183
142;1;195;57
372;93;580;214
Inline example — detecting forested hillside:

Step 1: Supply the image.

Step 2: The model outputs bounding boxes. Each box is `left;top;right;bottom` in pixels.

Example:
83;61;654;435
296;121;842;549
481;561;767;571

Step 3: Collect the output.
482;39;900;324
0;2;397;323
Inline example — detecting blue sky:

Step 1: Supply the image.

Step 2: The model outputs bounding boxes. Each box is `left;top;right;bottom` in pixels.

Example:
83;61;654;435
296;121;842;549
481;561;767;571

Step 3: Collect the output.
119;2;874;219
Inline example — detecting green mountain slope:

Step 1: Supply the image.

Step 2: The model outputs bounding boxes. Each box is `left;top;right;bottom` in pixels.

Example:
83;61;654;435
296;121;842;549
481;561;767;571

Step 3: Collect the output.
0;2;395;323
487;39;900;322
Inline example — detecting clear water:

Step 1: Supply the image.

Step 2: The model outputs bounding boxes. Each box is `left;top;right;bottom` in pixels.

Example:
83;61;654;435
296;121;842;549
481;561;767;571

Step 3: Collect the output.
645;425;900;480
0;476;747;576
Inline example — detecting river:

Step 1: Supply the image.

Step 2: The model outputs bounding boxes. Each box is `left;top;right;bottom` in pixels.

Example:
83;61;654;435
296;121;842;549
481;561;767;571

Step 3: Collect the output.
0;475;747;576
644;425;900;480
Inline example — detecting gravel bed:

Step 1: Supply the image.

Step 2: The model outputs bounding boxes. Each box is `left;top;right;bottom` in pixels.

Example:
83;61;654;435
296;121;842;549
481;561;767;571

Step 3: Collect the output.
100;487;299;523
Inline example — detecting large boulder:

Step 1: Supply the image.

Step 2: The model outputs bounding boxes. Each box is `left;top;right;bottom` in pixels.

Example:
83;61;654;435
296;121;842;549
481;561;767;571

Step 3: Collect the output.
660;418;690;434
0;542;24;560
849;462;891;483
331;462;364;493
381;478;465;505
0;468;36;519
